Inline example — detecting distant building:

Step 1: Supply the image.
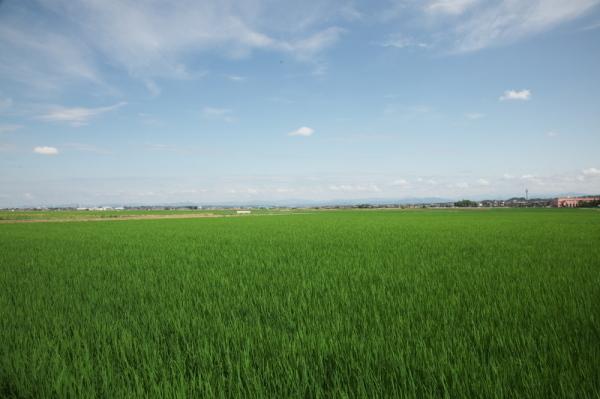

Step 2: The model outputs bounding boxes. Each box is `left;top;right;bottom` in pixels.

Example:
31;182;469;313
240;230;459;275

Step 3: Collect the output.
236;210;251;214
553;197;600;208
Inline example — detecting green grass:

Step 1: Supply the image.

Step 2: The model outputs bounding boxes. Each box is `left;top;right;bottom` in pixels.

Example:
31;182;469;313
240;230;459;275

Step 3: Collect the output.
0;208;313;221
1;209;599;397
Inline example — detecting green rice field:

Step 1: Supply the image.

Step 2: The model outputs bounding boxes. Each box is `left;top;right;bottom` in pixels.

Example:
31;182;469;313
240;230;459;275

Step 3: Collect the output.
0;209;234;221
1;209;599;397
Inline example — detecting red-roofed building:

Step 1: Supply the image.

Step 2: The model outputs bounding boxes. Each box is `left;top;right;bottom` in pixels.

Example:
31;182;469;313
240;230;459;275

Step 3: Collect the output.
553;197;600;208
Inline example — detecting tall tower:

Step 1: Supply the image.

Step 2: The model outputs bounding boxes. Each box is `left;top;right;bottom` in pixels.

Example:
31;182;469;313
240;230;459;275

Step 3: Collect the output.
525;188;529;201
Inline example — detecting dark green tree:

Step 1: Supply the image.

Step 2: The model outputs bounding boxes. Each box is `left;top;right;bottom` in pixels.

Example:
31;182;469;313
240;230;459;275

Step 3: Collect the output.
454;199;478;207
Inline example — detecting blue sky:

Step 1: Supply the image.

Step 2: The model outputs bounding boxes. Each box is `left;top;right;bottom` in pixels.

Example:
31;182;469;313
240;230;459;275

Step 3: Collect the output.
1;0;600;206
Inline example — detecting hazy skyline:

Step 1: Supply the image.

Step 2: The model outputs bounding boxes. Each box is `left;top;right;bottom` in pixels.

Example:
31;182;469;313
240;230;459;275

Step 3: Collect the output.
1;0;600;206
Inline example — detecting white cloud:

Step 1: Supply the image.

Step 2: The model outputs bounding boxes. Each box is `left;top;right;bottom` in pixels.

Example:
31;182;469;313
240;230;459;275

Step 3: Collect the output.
417;177;438;185
3;170;598;207
502;174;515;179
0;1;346;97
0;125;22;134
454;182;469;189
426;0;479;15
227;75;246;82
39;102;127;126
33;146;59;155
520;174;544;185
476;178;490;186
201;107;234;122
391;179;409;186
329;184;382;192
546;131;559;137
583;167;600;176
288;126;315;137
227;187;262;195
500;89;531;101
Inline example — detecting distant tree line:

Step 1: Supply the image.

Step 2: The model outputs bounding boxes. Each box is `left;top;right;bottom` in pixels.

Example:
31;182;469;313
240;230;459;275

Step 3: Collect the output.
454;200;479;207
356;204;376;208
578;200;600;208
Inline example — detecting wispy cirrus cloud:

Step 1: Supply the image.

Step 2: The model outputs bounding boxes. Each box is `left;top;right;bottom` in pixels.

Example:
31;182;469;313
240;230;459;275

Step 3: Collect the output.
0;0;348;98
284;27;345;59
383;0;600;53
226;75;246;82
38;102;127;126
0;14;101;92
452;0;600;52
582;20;600;30
426;0;479;16
378;34;429;49
26;1;343;85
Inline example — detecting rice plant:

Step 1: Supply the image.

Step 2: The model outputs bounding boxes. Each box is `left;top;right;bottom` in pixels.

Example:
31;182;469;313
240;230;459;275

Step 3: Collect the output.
1;209;599;397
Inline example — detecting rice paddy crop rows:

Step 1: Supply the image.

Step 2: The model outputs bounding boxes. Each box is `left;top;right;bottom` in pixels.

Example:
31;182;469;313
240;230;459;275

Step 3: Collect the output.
1;209;599;397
